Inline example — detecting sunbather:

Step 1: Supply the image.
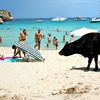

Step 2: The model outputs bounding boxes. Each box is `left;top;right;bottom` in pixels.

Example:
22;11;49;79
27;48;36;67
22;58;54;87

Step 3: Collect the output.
12;45;21;57
0;54;4;60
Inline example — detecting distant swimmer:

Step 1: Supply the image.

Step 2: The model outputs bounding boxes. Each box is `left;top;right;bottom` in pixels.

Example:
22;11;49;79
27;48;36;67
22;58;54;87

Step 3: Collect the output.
63;35;65;42
65;31;68;35
57;28;59;32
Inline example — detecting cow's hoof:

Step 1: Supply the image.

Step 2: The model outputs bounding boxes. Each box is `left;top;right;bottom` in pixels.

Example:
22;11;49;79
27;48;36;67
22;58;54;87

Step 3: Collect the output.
93;68;98;71
84;68;89;71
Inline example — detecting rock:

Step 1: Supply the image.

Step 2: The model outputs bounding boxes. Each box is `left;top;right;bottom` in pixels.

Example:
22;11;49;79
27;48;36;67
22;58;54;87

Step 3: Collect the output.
0;10;13;21
0;18;3;24
52;90;58;95
59;85;90;94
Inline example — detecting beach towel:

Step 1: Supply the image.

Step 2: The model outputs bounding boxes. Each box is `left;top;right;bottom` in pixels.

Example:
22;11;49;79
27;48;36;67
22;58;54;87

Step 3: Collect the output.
0;56;22;62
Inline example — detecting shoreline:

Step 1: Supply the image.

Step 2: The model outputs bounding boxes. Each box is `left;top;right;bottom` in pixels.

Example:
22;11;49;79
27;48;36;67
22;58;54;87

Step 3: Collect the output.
1;18;99;49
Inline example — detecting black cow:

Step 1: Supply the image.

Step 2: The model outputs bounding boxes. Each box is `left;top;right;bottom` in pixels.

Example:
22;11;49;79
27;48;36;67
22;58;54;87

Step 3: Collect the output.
59;32;100;71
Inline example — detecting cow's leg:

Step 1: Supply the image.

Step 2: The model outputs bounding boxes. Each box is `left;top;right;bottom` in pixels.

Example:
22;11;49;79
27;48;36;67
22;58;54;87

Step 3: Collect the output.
86;57;93;70
94;55;98;71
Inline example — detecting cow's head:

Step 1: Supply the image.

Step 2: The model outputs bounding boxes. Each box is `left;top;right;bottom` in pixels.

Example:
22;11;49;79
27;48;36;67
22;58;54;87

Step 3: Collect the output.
59;42;75;56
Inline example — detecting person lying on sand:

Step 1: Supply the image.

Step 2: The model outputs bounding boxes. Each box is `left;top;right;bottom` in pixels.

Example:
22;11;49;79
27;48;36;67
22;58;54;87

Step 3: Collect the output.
0;54;4;60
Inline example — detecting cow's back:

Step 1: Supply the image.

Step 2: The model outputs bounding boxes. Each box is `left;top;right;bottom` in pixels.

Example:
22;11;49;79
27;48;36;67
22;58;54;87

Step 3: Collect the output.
83;33;100;50
72;32;100;56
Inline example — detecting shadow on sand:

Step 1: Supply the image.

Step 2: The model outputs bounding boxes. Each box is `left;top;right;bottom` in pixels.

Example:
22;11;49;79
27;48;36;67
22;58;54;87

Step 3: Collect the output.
0;57;44;63
70;66;100;72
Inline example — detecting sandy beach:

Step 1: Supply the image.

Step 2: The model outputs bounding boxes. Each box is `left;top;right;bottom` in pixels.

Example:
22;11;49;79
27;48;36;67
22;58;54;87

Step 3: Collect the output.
0;47;100;100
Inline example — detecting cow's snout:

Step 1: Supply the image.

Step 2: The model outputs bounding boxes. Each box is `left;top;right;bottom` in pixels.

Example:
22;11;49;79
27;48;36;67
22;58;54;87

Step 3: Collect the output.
59;51;62;55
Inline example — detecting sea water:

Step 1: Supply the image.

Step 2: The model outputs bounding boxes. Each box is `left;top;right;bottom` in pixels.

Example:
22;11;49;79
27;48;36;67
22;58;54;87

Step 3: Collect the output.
0;18;100;49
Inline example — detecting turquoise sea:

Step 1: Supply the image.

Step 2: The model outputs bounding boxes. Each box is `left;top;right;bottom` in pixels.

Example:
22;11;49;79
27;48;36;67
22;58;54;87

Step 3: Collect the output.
0;18;100;49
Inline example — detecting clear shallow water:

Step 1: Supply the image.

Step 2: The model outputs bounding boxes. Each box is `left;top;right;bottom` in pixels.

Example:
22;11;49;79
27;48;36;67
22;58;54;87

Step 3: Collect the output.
0;18;100;49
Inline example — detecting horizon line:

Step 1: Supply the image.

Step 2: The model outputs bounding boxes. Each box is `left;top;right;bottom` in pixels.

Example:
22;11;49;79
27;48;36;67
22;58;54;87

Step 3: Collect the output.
14;17;94;19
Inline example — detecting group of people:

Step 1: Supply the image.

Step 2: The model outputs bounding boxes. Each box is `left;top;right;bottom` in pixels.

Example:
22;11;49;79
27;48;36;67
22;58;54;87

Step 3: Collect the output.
12;29;28;57
46;34;74;49
47;34;58;49
12;28;43;58
12;29;74;57
34;29;59;50
0;28;75;58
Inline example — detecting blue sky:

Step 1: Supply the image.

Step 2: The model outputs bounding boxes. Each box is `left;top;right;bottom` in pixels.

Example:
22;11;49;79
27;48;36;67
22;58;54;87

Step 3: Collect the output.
0;0;100;18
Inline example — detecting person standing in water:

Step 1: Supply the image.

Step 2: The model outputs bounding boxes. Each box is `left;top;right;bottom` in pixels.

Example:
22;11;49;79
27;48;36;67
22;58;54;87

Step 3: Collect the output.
47;34;51;48
63;35;65;42
0;36;2;45
22;29;28;41
34;29;42;50
53;37;58;49
70;34;74;43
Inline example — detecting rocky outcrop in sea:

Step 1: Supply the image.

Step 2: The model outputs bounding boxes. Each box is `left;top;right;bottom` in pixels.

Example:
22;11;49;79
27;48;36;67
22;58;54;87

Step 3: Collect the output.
0;10;13;23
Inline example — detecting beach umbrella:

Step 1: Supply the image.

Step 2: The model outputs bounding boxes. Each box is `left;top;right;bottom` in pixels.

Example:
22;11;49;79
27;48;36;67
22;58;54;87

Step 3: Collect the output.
70;27;98;37
14;42;44;61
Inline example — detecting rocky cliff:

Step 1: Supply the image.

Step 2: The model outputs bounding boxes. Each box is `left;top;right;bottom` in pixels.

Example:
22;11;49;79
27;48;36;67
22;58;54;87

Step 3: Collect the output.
0;10;13;21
